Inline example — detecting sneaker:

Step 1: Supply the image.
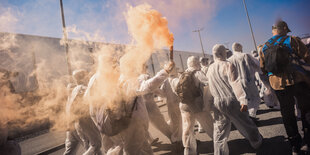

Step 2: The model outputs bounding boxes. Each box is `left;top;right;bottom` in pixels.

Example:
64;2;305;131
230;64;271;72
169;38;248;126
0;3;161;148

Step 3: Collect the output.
292;146;300;155
289;135;302;155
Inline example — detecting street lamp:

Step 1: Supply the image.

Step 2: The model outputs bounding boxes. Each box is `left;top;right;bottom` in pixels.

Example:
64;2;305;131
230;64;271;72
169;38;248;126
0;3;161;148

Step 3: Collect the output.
193;27;206;58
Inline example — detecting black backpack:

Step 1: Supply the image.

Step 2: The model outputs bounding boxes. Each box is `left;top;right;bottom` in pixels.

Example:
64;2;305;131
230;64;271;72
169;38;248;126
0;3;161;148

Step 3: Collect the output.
176;70;202;104
264;36;291;74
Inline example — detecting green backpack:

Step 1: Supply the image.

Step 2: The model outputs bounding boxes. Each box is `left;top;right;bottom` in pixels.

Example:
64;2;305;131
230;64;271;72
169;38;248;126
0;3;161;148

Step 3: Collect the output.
176;70;202;104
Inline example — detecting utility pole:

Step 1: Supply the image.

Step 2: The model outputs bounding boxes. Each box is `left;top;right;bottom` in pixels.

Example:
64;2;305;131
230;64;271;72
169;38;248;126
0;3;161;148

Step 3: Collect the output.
193;27;206;57
59;0;72;76
242;0;258;52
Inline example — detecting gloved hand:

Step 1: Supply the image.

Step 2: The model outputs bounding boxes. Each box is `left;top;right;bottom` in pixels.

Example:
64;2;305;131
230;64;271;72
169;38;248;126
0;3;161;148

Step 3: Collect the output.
164;61;175;74
240;104;248;112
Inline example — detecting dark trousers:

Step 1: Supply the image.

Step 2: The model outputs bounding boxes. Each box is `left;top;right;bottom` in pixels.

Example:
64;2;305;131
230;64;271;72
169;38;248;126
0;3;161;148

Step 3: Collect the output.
275;82;310;147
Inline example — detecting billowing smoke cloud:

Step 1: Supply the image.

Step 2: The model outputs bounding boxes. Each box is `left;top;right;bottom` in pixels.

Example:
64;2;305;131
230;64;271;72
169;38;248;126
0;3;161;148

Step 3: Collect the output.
87;3;174;112
0;2;174;138
0;5;70;136
120;4;173;79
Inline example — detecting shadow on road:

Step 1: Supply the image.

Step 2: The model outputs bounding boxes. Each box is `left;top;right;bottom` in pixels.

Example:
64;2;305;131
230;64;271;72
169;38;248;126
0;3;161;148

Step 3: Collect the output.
196;136;290;155
256;136;291;155
256;117;283;127
229;117;283;132
152;141;184;155
256;108;280;115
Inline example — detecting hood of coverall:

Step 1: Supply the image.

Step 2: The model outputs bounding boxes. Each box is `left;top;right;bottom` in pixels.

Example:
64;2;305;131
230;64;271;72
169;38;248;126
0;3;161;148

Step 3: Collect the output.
200;57;209;67
232;42;243;53
187;56;201;70
251;50;258;57
212;44;227;61
72;69;87;85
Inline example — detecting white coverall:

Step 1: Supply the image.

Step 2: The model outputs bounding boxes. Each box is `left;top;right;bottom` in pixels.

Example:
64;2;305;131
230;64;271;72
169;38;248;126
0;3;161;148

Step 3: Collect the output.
199;59;209;132
138;74;172;142
207;44;262;155
64;84;102;155
85;69;170;155
228;50;261;118
159;79;182;142
170;56;214;155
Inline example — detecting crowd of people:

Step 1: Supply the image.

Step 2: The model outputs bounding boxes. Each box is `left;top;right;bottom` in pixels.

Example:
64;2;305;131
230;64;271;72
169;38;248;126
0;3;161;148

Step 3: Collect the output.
1;20;310;155
62;20;310;155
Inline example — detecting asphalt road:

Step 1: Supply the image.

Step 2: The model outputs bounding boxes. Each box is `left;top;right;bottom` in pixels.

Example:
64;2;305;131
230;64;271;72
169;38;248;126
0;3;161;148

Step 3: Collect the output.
20;102;302;155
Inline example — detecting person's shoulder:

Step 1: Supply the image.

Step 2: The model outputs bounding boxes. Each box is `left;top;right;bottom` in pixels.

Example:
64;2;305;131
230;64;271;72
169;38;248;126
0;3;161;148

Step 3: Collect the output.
290;35;302;43
244;53;253;59
225;60;233;66
196;70;205;75
265;36;275;42
289;35;307;48
227;54;237;61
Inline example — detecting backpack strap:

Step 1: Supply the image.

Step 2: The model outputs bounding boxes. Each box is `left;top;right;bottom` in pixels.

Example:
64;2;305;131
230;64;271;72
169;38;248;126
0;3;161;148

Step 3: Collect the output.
265;35;282;48
131;97;138;111
128;96;138;117
277;36;289;45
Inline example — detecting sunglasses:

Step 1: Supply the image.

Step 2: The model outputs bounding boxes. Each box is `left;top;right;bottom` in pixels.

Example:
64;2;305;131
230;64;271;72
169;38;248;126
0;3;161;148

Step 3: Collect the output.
272;26;277;30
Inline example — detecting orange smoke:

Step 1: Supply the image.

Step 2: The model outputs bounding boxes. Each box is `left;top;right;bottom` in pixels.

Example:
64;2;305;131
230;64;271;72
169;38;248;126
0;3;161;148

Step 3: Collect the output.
120;4;174;81
125;4;174;48
0;3;176;135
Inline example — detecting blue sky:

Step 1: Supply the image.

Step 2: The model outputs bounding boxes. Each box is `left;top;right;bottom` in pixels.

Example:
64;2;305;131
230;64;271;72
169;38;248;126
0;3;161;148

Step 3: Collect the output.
0;0;309;55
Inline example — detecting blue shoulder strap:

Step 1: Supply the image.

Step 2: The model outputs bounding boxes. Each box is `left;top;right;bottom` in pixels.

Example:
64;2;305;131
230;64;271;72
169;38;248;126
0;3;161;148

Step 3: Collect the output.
265;35;282;49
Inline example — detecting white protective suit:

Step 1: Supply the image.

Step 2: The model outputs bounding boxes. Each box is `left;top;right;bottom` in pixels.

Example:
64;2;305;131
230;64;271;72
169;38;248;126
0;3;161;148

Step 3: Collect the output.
64;70;102;155
159;78;182;142
85;69;171;155
200;57;209;75
64;84;87;155
198;57;210;132
207;44;262;155
170;56;214;155
228;43;261;118
138;74;172;142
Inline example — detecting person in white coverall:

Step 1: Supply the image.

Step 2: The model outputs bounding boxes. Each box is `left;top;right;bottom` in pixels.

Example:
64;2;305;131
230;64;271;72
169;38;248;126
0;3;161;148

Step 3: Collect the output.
228;43;261;119
200;57;209;74
84;61;175;155
138;74;173;142
170;56;214;155
158;67;182;143
64;69;102;155
207;44;263;155
197;57;210;133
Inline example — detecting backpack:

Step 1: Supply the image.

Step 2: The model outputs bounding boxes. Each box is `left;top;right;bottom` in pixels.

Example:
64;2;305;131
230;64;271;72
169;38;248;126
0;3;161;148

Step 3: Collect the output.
96;97;138;136
176;70;202;104
264;36;291;74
